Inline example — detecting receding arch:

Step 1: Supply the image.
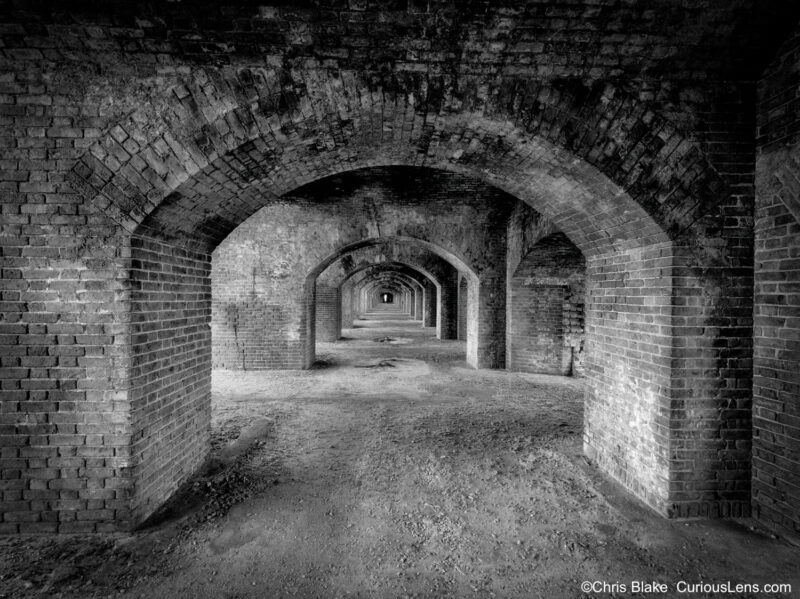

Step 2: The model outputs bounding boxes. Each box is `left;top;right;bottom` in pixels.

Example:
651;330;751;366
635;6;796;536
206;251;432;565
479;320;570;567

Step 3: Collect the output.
348;268;429;322
307;236;478;285
331;260;438;292
338;261;439;330
357;272;424;320
361;278;412;314
306;236;479;368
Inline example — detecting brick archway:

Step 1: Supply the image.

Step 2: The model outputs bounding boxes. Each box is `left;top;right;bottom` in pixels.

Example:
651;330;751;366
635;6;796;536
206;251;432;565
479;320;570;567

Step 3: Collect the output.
354;271;425;322
339;263;436;298
337;262;441;330
55;68;751;530
306;236;481;368
317;244;452;332
316;264;431;342
361;278;412;315
68;68;727;257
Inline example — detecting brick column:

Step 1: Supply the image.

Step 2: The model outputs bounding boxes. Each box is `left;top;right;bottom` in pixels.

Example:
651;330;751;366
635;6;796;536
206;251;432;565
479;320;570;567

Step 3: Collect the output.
423;282;437;327
457;277;468;340
508;284;569;374
315;284;341;342
340;282;355;329
583;244;674;515
467;275;506;369
437;271;458;340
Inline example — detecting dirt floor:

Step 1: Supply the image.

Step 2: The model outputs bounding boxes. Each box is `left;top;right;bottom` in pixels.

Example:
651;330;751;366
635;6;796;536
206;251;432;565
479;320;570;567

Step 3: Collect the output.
1;317;799;599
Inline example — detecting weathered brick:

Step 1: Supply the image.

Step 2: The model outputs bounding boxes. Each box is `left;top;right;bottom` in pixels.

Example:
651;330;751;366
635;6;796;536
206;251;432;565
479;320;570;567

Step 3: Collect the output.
507;230;585;376
0;0;793;537
751;22;800;542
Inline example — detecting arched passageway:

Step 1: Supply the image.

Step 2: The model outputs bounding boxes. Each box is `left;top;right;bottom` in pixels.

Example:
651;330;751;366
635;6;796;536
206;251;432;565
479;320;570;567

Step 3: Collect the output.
67;99;744;530
115;138;722;529
7;57;757;534
5;4;800;595
304;235;482;369
339;262;436;329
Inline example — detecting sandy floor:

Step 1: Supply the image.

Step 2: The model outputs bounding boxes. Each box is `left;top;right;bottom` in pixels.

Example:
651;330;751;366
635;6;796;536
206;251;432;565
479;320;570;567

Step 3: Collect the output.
1;318;799;598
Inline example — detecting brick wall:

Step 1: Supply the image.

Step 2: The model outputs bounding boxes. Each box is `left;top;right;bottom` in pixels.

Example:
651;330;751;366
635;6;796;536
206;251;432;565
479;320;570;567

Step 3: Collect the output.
666;248;754;519
509;285;568;375
211;204;314;370
423;281;437;328
670;83;758;521
315;285;341;342
0;218;133;534
129;236;211;523
507;233;585;376
0;126;134;531
584;242;752;519
457;277;468;341
564;288;586;377
213;300;297;369
469;273;507;369
341;280;355;329
584;245;675;514
438;272;459;341
754;24;800;540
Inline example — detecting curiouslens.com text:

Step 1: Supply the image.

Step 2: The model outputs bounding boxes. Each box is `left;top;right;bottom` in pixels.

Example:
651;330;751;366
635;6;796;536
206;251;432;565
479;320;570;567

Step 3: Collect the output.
580;580;793;595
